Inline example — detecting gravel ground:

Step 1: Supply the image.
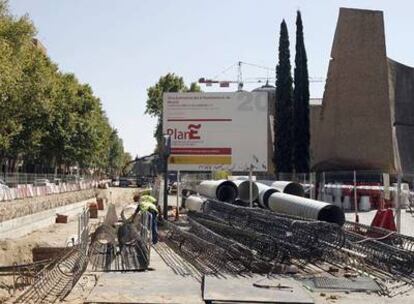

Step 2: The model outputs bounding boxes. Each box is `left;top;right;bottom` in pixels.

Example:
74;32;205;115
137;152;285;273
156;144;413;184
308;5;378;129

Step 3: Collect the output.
0;187;138;302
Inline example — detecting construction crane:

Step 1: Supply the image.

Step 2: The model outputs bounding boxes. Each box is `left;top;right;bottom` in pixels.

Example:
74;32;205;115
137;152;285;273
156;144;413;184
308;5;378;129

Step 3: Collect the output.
198;61;324;90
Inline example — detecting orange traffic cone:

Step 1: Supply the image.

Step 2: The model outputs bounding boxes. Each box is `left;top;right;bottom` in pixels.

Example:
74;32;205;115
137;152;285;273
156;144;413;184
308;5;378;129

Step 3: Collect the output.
370;208;396;231
371;209;385;227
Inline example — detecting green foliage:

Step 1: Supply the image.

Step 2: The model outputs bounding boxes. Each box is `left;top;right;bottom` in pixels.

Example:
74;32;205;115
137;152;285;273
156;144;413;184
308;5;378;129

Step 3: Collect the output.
293;11;310;173
145;74;201;153
0;2;127;174
275;20;294;173
107;129;125;176
145;73;186;118
122;152;133;175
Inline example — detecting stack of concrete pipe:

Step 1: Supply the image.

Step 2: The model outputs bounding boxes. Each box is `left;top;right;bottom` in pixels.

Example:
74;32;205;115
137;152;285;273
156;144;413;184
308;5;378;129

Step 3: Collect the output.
266;192;345;225
256;181;304;207
185;179;345;226
186;180;304;210
185;179;242;212
256;181;344;225
197;180;239;203
256;183;279;209
184;180;239;212
185;195;208;212
233;179;259;202
270;181;305;197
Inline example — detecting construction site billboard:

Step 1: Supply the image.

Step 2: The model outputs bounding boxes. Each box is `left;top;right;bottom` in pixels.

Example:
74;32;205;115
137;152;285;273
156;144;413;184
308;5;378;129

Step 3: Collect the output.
163;92;268;172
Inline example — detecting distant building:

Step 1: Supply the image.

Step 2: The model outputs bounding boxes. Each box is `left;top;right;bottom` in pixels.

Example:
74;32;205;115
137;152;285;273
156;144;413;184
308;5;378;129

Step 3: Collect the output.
312;8;414;174
252;83;276;174
131;153;159;177
251;83;324;174
254;8;414;174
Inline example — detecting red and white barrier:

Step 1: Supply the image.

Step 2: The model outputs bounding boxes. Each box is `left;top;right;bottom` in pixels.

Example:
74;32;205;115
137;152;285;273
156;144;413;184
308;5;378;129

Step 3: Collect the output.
0;180;97;202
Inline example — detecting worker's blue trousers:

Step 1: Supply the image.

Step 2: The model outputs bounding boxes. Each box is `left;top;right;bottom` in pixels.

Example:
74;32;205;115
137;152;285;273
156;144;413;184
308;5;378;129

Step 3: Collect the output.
150;211;158;244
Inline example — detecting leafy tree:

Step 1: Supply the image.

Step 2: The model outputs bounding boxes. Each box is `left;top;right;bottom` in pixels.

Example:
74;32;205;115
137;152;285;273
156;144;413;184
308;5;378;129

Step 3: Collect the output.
0;1;128;175
293;11;310;173
122;152;133;175
108;129;125;176
275;20;294;174
145;73;201;153
0;8;39;170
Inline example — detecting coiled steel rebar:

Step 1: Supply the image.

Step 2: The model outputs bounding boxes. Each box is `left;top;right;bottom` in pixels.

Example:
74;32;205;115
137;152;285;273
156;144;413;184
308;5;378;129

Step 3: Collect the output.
202;199;345;255
15;246;88;304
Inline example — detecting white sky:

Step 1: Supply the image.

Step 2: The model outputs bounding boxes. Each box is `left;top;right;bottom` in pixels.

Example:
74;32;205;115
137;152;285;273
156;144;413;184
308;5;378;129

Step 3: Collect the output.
9;0;414;157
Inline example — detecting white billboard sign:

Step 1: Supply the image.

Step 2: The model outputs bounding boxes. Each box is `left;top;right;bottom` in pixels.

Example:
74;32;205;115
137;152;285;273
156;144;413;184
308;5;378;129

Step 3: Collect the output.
163;92;268;171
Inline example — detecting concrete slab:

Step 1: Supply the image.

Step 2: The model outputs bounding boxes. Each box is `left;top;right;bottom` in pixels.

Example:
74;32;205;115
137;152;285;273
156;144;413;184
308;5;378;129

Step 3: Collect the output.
202;275;314;304
0;199;90;239
84;249;204;304
301;276;380;293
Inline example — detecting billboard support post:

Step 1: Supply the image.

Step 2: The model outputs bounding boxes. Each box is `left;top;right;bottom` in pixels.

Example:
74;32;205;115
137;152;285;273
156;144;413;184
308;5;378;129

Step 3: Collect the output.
249;164;253;208
163;159;168;220
396;173;402;233
353;170;359;223
176;170;180;221
163;135;171;220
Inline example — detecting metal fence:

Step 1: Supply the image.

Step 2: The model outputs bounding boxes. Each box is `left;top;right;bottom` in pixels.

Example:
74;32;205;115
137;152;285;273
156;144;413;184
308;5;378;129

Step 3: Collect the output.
174;170;414;234
15;207;91;304
0;172;92;186
0;180;97;202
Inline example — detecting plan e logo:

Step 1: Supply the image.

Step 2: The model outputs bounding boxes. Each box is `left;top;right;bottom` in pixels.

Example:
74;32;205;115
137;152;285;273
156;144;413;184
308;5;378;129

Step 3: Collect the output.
166;124;201;140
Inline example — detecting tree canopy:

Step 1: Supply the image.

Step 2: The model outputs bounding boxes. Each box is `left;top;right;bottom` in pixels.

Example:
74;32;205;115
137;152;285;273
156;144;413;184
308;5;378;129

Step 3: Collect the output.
293;11;310;173
275;20;294;173
0;1;127;176
145;73;201;153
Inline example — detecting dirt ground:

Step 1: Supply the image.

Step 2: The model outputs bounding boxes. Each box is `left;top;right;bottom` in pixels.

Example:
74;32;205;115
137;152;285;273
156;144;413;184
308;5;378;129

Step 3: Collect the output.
0;187;138;302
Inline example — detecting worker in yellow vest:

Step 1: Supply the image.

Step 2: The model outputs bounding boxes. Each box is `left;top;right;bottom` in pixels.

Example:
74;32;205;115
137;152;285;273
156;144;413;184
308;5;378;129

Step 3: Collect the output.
133;192;158;244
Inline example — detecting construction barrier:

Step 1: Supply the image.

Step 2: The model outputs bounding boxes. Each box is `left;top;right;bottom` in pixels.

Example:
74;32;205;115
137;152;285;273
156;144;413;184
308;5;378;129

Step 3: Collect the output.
0;180;98;202
321;182;413;211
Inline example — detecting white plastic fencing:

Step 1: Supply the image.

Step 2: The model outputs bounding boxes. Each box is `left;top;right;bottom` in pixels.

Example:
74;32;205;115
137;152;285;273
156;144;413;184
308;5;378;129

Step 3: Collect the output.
0;180;97;202
320;183;413;210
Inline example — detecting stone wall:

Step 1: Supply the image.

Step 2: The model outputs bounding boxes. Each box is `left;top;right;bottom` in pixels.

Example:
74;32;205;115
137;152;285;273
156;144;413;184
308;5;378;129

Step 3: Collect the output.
388;59;414;174
0;189;96;222
312;8;396;172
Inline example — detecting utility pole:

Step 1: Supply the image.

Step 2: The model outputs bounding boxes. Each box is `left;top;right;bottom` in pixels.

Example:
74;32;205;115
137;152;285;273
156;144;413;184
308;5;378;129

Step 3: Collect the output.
396;174;402;232
163;135;171;220
237;61;243;91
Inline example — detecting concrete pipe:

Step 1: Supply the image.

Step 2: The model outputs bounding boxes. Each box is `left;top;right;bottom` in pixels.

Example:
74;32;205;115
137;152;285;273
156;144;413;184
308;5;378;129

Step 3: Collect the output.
91;224;117;245
256;182;279;209
271;181;305;197
181;189;197;209
267;192;345;226
181;188;197;198
117;223;140;246
256;180;273;186
186;195;207;212
120;203;139;222
197;180;238;203
233;180;259;202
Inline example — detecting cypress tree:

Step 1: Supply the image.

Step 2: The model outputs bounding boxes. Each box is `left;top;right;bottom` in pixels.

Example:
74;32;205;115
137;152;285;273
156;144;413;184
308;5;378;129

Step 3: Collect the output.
275;20;294;173
293;11;310;173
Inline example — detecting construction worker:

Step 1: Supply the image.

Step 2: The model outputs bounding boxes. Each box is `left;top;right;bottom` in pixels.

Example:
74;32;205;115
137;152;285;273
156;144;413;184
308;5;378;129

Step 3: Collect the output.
133;192;158;244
